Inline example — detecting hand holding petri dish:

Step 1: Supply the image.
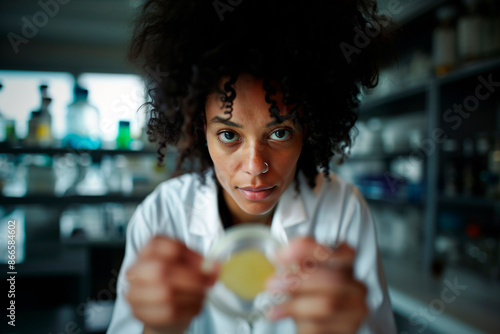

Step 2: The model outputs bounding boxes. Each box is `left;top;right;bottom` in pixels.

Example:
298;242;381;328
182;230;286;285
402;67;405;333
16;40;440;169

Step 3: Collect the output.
203;224;285;321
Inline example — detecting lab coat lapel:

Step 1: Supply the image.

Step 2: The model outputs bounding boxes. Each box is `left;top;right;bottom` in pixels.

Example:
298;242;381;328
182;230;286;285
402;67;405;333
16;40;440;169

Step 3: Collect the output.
271;175;309;244
187;175;224;254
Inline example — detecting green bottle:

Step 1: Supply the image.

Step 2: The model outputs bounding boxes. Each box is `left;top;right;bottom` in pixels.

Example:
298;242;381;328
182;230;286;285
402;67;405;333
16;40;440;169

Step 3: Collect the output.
116;121;132;149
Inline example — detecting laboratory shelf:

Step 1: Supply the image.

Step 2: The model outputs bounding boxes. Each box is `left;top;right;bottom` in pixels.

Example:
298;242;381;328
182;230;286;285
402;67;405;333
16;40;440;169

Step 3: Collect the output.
0;145;158;157
345;150;426;163
359;82;429;116
0;194;149;206
438;196;500;208
366;197;425;208
62;237;126;248
437;57;500;87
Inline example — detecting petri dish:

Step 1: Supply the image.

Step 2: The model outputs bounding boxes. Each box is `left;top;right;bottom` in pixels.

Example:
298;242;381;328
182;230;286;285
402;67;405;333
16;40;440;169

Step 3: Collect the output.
203;223;284;321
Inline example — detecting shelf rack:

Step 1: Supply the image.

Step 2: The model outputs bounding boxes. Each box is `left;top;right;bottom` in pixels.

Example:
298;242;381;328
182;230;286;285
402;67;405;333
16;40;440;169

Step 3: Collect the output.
0;145;158;157
0;194;149;206
356;54;500;332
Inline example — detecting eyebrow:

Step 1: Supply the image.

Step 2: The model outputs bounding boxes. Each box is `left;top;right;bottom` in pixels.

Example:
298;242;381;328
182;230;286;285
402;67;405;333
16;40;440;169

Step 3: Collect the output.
209;115;290;128
210;116;243;128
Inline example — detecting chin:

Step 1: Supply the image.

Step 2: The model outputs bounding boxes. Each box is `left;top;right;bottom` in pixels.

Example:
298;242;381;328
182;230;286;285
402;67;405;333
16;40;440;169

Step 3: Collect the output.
239;200;277;217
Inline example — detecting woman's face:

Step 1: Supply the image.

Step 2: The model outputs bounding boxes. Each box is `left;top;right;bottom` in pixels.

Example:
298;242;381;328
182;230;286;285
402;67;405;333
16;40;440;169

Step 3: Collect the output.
205;73;305;223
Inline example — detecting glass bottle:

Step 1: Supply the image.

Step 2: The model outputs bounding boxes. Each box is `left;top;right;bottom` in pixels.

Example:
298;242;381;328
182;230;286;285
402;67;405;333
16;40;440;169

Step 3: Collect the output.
5;120;17;145
433;6;458;76
63;85;101;150
457;0;483;62
26;85;53;147
116;121;132;150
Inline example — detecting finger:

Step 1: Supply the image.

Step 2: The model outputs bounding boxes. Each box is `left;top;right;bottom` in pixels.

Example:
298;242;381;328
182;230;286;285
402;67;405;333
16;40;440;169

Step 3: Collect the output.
140;236;203;265
293;278;367;299
127;260;215;289
127;283;205;307
295;320;335;334
138;236;181;260
131;301;204;328
296;320;358;334
270;293;366;321
295;308;368;334
276;238;355;270
267;273;367;298
170;265;218;290
329;306;369;333
126;260;168;284
138;237;219;283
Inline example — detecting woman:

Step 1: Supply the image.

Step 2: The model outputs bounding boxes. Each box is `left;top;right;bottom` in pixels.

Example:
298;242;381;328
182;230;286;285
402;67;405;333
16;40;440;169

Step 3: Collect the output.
108;0;397;333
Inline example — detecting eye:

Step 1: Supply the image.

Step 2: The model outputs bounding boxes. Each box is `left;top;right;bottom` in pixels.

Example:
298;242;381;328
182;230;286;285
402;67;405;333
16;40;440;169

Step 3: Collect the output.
270;129;291;140
218;131;240;143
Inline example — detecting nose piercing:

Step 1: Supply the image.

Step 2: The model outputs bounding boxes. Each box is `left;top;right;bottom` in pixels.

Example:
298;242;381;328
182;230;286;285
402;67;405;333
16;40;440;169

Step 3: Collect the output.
263;162;269;174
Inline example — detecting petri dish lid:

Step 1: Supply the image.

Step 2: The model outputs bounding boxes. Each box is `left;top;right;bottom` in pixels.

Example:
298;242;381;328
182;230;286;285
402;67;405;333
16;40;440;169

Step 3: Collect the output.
204;223;284;321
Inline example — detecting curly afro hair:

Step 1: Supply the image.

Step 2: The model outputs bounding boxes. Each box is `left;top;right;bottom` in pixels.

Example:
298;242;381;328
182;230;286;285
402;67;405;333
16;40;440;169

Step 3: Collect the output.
129;0;395;189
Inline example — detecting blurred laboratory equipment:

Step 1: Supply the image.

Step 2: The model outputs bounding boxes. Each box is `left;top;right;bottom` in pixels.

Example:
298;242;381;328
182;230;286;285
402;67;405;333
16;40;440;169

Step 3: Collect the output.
433;5;458;76
63;154;107;196
371;205;423;260
457;0;483;62
26;154;56;195
116;120;132;149
59;203;135;241
25;84;53;147
0;208;25;264
487;135;500;198
0;83;18;146
0;83;4;142
63;84;101;150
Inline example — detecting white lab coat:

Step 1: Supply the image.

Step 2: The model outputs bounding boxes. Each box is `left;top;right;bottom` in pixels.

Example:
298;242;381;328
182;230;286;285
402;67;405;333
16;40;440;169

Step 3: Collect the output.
107;170;397;334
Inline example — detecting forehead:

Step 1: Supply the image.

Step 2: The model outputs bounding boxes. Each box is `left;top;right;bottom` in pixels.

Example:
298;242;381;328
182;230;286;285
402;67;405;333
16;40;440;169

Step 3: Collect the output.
205;74;295;122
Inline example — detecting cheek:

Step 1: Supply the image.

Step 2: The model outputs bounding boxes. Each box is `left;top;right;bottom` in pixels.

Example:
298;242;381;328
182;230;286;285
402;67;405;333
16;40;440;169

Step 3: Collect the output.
276;144;302;178
210;150;234;187
281;142;302;165
210;147;230;171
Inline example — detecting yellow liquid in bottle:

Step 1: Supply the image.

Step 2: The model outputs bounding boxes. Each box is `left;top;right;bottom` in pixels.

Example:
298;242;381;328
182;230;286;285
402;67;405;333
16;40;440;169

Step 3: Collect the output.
219;249;275;300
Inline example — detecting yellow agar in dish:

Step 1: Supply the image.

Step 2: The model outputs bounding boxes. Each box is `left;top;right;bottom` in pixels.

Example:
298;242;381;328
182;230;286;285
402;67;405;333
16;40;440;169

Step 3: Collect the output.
219;249;275;300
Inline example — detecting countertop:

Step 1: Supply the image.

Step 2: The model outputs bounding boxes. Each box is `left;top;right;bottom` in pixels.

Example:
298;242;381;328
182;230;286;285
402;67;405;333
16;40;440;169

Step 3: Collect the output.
383;257;500;334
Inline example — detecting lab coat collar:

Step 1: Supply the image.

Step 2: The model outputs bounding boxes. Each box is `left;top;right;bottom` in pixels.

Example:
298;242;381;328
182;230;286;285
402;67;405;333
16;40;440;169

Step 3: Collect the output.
187;170;308;239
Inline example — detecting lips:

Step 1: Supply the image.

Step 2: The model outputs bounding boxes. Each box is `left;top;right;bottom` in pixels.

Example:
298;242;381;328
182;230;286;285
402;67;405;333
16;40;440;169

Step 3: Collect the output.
237;185;276;201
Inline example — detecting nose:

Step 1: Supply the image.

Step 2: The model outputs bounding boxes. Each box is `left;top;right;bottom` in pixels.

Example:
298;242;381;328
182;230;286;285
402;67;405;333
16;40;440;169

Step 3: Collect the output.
244;143;269;176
